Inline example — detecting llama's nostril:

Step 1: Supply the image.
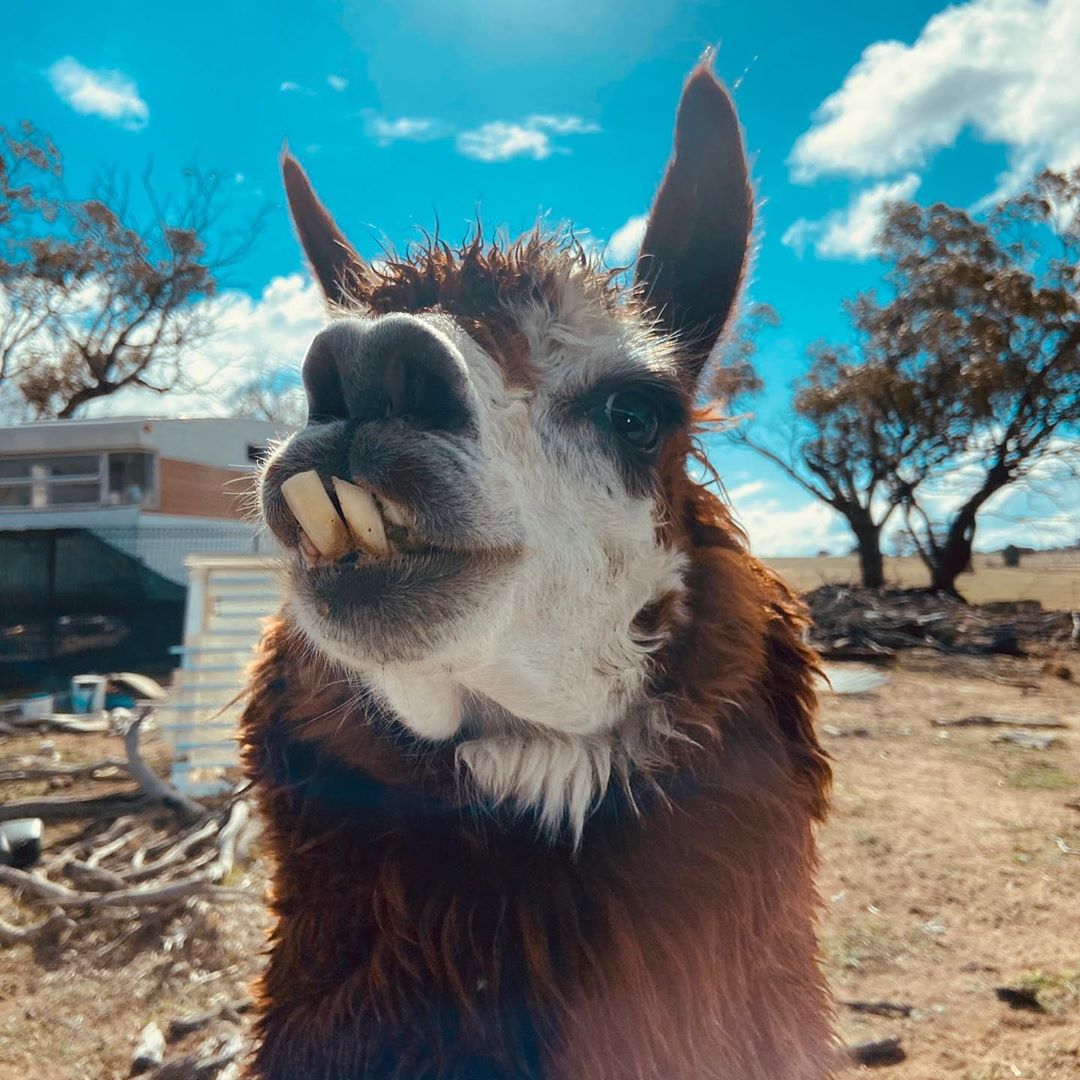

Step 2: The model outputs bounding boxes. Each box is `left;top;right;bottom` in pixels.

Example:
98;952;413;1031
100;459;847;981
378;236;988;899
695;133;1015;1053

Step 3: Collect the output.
300;315;474;433
302;328;350;424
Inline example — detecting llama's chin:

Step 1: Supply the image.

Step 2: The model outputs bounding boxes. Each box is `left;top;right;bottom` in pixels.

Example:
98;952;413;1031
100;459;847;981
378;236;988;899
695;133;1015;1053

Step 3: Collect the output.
289;546;517;665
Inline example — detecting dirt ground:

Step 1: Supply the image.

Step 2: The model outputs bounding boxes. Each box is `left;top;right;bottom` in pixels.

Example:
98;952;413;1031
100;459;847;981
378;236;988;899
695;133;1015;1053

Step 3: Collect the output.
1;651;1079;1078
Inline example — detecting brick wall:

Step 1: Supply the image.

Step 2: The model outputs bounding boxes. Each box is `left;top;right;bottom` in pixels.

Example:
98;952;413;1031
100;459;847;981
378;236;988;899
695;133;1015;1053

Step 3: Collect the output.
150;458;253;519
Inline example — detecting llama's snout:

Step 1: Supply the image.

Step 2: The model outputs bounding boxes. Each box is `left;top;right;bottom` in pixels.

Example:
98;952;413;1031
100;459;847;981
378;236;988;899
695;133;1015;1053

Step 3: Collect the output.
302;313;476;434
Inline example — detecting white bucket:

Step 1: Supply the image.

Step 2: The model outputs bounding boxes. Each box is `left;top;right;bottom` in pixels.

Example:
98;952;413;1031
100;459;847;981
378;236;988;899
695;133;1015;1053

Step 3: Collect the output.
70;675;108;714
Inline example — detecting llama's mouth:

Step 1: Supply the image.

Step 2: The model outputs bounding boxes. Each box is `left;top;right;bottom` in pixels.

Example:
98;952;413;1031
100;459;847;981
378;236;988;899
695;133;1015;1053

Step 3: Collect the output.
281;469;425;569
275;468;520;662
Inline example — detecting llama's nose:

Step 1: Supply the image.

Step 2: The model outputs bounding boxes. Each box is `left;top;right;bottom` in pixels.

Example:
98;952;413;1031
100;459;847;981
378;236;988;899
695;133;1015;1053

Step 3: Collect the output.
302;314;474;432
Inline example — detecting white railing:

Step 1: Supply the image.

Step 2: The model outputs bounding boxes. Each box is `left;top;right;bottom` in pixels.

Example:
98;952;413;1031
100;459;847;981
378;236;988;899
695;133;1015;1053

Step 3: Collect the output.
158;553;282;795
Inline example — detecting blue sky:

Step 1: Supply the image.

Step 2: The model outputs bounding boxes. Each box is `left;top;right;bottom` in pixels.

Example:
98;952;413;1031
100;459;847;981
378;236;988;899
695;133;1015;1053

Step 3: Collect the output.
5;0;1079;555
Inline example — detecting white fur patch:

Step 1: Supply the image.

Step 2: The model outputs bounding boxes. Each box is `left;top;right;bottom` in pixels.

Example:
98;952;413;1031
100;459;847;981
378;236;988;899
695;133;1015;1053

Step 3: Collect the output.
289;275;691;838
457;734;613;843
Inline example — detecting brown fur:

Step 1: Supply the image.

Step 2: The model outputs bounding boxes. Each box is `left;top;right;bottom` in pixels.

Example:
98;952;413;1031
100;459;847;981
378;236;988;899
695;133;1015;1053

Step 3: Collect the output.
244;59;832;1080
352;230;623;389
240;460;832;1078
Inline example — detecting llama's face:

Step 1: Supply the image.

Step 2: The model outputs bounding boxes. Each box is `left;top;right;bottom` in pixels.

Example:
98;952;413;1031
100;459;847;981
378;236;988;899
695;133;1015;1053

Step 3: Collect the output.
261;278;689;731
259;61;752;834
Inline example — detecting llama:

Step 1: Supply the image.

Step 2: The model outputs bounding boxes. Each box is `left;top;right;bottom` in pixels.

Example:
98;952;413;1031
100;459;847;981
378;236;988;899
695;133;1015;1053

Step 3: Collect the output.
241;58;833;1080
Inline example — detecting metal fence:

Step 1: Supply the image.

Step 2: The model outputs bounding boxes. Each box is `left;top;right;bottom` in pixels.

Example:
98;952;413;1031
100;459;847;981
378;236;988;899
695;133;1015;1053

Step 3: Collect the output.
0;525;273;692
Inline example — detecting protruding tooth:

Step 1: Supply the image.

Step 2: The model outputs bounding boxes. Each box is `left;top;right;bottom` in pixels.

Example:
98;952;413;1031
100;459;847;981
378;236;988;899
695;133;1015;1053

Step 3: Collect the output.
281;470;349;559
333;477;390;556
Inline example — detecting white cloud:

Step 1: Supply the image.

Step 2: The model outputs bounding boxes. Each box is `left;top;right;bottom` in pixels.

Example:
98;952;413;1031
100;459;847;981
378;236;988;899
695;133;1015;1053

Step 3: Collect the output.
524;115;601;136
457;122;555;163
605;214;648;265
365;116;442;146
783;173;921;260
327;75;348;92
456;115;599;163
279;81;315;95
80;273;327;419
728;485;848;558
789;0;1080;195
47;57;148;130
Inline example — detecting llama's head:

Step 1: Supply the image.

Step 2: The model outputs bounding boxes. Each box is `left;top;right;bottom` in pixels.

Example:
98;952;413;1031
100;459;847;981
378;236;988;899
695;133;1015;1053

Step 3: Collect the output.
259;61;755;834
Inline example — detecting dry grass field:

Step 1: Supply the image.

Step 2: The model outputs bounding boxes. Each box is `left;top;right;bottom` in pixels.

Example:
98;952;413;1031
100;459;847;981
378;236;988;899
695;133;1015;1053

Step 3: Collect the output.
768;551;1080;612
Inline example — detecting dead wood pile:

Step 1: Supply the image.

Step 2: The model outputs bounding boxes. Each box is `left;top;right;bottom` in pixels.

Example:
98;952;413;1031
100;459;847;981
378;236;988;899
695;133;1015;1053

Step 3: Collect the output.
805;586;1076;661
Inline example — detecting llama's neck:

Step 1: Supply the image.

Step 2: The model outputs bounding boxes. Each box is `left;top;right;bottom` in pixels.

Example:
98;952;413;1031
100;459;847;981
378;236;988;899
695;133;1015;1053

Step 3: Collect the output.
359;660;656;840
242;610;834;1080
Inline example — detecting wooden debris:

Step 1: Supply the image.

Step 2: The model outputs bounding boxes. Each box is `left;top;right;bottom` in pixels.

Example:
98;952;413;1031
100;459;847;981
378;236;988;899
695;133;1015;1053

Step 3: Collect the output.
146;1030;244;1080
122;711;207;822
838;999;913;1018
932;714;1067;729
846;1036;906;1066
167;999;251;1042
995;986;1044;1012
0;863;256;908
821;725;872;738
63;858;128;892
0;791;151;824
0;758;129;783
806;586;1074;659
991;731;1057;750
132;1022;166;1074
0;910;75;948
3;712;111;733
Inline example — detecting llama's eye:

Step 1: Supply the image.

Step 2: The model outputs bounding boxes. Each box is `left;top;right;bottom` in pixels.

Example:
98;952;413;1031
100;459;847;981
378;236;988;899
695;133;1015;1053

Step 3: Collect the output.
603;390;660;451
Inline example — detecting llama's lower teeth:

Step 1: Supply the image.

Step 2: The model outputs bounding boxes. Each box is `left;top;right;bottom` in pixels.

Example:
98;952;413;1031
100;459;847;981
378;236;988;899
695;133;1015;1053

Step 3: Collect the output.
380;498;408;528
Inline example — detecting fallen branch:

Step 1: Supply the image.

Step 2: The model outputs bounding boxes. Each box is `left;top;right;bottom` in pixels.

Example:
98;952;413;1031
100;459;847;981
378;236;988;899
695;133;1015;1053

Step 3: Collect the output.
838;999;913;1018
0;910;75;948
123;712;206;822
0;792;151;823
63;859;128;892
0;759;129;783
203;801;250;884
124;818;220;883
0;864;256;908
167;999;251;1042
933;714;1067;730
991;731;1057;750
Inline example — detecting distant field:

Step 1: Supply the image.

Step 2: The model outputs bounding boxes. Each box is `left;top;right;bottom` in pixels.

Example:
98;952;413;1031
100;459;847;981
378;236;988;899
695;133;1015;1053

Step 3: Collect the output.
766;551;1080;611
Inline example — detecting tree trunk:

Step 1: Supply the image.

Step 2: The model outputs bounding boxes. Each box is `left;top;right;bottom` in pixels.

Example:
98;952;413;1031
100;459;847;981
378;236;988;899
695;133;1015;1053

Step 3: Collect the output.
929;510;977;597
926;465;1010;597
851;515;885;589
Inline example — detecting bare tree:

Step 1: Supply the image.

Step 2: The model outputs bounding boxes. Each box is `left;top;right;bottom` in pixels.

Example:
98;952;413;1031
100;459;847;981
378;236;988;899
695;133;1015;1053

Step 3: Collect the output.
718;169;1080;597
0;122;264;420
228;367;307;427
713;305;947;588
869;169;1080;595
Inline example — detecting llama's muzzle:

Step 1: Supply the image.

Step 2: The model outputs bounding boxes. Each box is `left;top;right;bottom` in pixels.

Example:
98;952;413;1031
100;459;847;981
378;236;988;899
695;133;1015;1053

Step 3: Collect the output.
281;468;410;565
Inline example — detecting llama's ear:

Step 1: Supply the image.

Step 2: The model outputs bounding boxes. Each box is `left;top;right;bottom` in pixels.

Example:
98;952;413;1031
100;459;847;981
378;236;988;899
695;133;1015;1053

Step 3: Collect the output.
281;149;367;306
635;60;752;383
